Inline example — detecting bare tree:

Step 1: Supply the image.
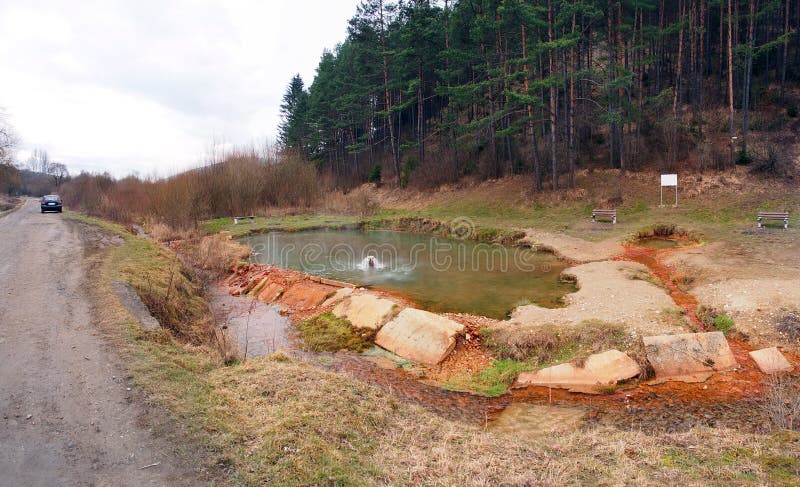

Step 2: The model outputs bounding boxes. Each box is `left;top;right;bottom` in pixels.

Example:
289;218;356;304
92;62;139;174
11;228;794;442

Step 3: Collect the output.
48;162;69;188
27;149;50;174
0;109;17;165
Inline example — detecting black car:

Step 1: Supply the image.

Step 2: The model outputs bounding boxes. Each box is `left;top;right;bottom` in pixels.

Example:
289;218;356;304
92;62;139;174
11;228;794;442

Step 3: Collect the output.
40;195;63;213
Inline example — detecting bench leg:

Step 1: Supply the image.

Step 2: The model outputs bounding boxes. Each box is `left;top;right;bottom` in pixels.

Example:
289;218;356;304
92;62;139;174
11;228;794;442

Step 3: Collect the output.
592;216;596;223
785;219;789;229
612;216;617;225
757;218;762;228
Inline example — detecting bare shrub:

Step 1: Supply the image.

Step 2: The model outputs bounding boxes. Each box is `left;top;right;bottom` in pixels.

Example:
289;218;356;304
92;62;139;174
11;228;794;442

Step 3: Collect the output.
184;234;250;276
262;154;319;207
213;327;241;365
761;374;800;431
345;189;379;216
750;142;795;178
59;142;322;227
485;321;630;365
776;310;800;343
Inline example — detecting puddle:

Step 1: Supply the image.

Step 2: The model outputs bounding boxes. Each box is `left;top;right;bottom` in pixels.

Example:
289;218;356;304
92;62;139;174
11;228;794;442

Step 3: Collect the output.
209;286;294;357
489;403;586;437
634;237;683;249
242;229;574;319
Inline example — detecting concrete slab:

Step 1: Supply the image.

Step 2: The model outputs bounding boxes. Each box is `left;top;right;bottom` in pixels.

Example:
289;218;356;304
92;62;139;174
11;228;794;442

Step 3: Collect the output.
333;294;398;330
644;331;737;383
257;281;285;303
111;281;161;331
749;347;793;374
247;277;270;296
374;308;464;365
321;287;354;308
279;282;334;310
516;350;640;393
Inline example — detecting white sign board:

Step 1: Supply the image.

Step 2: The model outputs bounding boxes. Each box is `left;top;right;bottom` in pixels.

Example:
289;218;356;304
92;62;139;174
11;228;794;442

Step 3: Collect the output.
660;174;678;206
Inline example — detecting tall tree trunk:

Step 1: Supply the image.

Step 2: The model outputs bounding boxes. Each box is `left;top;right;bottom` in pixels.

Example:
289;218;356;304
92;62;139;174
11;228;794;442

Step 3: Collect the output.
780;0;790;104
728;0;736;167
548;0;559;190
379;0;400;186
698;0;705;137
523;23;543;192
691;0;699;131
568;7;577;188
444;0;459;179
672;0;686;170
617;0;626;177
417;60;424;168
741;0;756;156
608;0;617;168
719;0;725;96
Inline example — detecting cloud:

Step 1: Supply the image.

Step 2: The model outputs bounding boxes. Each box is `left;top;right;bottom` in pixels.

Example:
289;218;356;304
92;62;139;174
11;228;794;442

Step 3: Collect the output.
0;0;356;177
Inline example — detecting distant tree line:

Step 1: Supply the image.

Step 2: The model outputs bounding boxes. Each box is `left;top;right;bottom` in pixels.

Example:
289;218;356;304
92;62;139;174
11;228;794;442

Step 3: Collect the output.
279;0;799;189
0;110;71;196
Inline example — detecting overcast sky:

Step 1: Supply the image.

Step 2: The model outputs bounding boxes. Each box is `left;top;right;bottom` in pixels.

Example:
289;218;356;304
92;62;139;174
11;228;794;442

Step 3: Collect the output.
0;0;357;177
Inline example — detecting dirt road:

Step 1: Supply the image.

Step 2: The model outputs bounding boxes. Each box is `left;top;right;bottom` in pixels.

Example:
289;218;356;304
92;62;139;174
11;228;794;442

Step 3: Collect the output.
0;200;197;486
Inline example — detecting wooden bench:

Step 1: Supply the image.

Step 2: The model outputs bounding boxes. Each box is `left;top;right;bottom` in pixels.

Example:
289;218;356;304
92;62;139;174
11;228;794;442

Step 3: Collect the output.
592;209;617;224
757;211;789;229
233;216;256;225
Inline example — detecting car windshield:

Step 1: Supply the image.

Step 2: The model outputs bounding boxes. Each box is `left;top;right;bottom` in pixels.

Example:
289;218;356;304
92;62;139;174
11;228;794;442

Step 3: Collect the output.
43;195;59;201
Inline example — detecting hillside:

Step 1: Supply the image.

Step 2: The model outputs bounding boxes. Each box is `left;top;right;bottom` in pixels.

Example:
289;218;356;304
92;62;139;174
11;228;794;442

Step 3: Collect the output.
279;0;800;190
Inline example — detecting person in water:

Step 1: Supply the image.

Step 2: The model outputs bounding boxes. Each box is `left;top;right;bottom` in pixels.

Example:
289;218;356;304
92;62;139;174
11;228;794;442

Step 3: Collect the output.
367;256;375;268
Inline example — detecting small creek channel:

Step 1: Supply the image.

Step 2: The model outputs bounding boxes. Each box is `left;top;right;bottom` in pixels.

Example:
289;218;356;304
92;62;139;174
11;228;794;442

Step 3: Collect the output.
242;229;574;319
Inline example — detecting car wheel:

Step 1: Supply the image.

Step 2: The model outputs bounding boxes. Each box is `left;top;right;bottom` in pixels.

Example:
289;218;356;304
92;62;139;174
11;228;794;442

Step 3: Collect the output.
41;209;45;213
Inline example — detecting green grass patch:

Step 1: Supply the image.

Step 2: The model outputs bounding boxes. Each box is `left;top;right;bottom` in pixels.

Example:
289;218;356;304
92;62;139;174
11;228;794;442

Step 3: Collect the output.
202;214;388;237
444;359;535;397
296;313;374;352
697;306;736;335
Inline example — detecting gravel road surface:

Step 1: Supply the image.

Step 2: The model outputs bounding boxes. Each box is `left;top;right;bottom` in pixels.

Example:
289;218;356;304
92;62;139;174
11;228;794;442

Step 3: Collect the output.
0;200;198;486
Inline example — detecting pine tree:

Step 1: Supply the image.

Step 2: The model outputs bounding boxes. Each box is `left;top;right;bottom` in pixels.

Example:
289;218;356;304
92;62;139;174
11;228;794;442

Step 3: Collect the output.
278;74;310;156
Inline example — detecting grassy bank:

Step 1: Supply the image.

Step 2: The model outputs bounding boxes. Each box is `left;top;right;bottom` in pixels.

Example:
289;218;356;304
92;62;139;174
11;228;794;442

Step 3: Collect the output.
0;195;24;217
69;211;799;485
202;173;800;249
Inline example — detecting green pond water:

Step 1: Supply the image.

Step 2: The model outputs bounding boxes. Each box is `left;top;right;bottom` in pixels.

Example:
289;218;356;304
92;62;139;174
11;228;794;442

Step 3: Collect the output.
242;230;574;319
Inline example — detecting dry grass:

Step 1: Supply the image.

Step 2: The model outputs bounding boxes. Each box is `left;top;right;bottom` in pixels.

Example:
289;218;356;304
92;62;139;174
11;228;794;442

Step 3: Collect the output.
0;193;20;212
761;374;800;431
147;222;199;242
485;320;631;365
181;233;250;276
67;212;213;344
204;354;800;486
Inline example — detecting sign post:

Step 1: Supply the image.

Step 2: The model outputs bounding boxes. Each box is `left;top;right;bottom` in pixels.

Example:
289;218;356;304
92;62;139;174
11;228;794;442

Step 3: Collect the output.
660;174;678;207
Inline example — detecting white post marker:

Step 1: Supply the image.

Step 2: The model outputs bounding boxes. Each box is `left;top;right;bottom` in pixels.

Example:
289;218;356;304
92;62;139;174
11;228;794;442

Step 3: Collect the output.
660;174;678;207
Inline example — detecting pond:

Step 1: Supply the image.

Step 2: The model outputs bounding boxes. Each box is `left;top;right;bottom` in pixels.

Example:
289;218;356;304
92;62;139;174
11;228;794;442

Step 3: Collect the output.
242;230;574;319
